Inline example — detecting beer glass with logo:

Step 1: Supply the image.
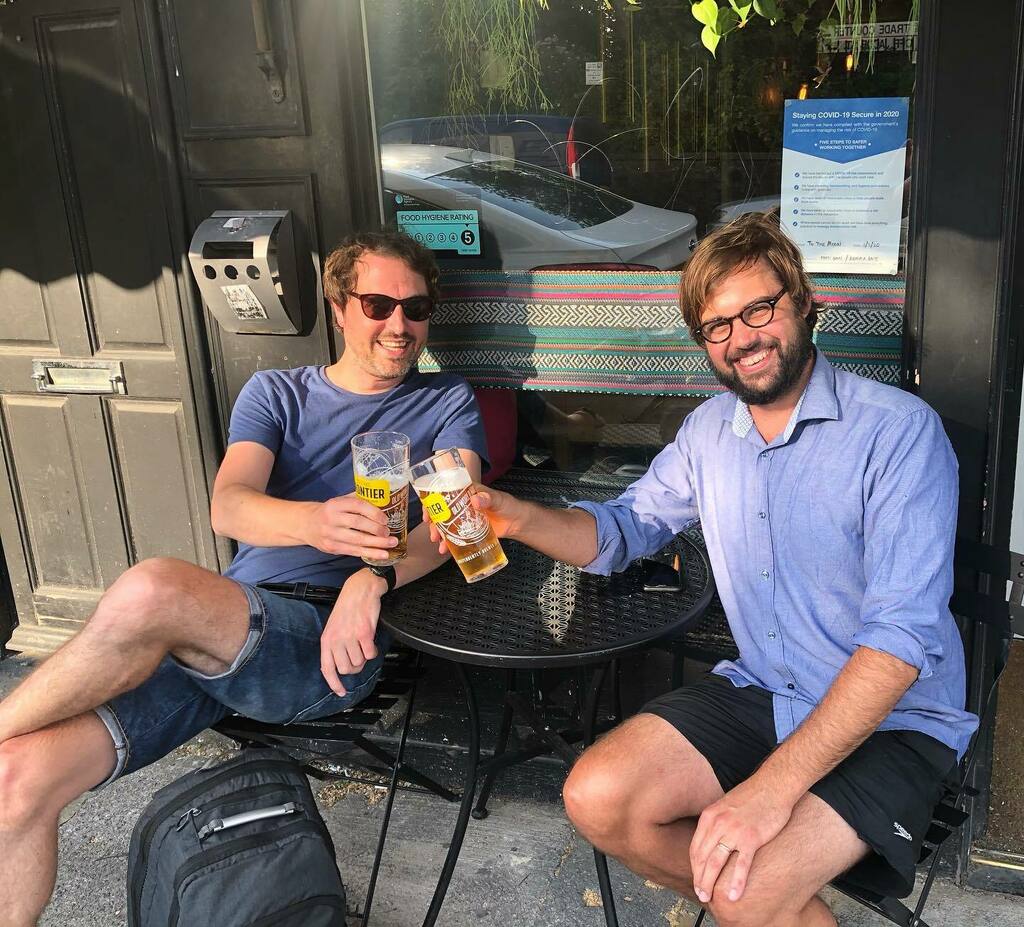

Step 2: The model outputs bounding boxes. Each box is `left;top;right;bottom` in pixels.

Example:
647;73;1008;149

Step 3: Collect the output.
410;447;508;583
351;431;410;565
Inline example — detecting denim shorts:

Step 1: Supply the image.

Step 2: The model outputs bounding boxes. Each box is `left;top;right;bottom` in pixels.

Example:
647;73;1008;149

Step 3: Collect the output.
93;582;391;787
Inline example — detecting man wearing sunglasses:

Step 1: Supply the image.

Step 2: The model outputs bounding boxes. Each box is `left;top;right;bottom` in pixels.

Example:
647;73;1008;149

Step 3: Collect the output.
440;212;975;927
0;230;488;926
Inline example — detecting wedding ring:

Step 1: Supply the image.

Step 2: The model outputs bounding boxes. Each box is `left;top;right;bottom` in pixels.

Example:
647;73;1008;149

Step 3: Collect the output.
716;841;734;853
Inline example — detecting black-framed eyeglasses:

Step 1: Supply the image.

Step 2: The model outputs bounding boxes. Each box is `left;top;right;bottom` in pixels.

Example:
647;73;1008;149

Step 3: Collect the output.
695;287;787;344
346;292;435;322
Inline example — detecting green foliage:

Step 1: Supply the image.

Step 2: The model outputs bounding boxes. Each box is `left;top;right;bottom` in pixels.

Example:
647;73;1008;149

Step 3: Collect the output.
442;0;551;114
689;0;905;59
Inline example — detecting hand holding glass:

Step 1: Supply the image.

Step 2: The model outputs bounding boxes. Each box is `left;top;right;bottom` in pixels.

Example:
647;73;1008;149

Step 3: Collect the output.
351;431;410;565
410;448;508;583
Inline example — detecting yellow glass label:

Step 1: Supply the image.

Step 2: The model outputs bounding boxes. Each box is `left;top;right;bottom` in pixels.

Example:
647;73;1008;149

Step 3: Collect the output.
422;492;452;523
355;474;391;507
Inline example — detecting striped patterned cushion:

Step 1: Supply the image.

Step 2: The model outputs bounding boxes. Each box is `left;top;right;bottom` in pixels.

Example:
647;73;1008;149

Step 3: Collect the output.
419;270;904;396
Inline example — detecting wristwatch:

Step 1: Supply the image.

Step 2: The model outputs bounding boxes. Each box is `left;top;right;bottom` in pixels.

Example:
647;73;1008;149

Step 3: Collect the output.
366;564;397;594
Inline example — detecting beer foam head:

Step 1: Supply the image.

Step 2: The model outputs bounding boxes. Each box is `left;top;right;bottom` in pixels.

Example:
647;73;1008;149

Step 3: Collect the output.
359;468;408;488
413;467;471;494
382;472;409;490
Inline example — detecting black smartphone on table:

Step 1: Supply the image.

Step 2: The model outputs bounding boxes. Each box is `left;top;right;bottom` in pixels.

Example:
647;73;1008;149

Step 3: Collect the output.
640;553;685;592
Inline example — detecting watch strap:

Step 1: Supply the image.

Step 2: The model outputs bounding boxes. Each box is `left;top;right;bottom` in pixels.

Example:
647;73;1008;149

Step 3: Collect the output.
367;564;397;594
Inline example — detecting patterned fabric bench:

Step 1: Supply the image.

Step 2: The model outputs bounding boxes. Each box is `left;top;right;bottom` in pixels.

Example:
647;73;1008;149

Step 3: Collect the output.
420;270;904;396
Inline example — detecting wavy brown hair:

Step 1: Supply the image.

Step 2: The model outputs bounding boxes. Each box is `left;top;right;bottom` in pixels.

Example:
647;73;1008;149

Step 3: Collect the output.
680;211;820;342
323;229;441;308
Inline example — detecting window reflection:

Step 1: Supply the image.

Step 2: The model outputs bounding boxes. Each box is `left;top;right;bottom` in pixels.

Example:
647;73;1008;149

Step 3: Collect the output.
365;0;917;480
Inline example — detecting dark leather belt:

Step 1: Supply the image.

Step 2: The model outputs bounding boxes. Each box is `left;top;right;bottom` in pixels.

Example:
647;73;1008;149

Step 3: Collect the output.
256;581;341;604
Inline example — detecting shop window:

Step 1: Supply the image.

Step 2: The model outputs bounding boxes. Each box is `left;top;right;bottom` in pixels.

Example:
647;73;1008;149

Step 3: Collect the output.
364;0;918;481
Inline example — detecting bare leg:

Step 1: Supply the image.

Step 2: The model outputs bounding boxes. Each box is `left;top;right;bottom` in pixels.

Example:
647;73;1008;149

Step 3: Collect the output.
0;558;250;745
563;713;725;899
0;713;116;927
563;715;867;926
707;792;867;927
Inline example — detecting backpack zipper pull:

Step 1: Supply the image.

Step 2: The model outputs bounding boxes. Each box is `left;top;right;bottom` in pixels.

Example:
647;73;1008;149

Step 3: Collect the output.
175;807;201;831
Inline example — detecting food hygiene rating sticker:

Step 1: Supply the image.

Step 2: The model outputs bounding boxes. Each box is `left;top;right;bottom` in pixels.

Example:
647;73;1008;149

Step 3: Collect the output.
396;209;481;256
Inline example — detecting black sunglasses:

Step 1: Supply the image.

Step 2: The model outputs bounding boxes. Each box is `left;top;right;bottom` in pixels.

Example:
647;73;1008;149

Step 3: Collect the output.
346;291;435;322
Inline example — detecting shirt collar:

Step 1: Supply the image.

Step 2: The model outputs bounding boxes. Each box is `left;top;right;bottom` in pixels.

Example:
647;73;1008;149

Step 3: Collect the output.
728;348;839;440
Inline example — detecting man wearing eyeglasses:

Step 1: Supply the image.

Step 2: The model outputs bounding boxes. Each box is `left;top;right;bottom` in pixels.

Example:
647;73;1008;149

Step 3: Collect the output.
0;230;487;926
451;213;976;927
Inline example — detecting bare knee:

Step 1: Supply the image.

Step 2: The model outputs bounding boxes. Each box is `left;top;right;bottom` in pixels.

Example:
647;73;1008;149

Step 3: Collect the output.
0;738;60;832
90;557;200;641
563;754;635;849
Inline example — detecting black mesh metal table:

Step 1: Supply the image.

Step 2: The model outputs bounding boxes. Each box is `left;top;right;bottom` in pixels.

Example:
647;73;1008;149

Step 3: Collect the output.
381;469;715;927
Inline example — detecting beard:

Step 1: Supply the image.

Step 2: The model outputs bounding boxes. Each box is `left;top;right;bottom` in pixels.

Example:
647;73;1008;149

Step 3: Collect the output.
353;338;424;383
708;322;815;405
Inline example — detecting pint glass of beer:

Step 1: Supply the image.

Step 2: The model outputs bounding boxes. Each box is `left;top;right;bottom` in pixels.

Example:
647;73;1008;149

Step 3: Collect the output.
410;447;508;583
351;431;410;565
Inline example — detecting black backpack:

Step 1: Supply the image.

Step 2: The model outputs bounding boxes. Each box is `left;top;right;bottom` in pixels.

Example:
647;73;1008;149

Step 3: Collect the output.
127;748;346;926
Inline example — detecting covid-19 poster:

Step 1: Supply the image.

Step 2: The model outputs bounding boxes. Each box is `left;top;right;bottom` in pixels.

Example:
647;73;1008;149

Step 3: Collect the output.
781;97;909;274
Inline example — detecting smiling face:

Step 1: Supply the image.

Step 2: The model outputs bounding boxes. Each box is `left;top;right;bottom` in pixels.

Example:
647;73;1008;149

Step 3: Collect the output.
330;252;430;393
700;259;815;407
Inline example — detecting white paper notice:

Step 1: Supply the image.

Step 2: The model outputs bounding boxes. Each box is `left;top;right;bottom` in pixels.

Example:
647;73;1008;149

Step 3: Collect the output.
585;61;604;86
781;97;909;274
221;284;269;321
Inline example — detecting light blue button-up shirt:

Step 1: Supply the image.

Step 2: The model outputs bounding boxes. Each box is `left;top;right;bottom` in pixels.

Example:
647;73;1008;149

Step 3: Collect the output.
575;350;978;758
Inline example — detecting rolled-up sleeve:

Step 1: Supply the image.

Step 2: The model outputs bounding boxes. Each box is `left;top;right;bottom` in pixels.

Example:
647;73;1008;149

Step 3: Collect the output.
852;409;959;679
572;422;700;575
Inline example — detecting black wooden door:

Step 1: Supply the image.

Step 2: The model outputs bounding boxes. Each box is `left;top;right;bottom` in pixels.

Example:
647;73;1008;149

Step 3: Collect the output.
157;0;381;430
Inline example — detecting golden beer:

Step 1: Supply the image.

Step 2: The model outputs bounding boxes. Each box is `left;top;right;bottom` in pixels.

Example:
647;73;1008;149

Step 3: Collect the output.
412;459;507;583
351;431;410;566
356;476;409;565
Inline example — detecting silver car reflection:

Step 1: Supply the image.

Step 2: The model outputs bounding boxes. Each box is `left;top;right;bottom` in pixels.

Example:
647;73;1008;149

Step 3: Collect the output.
381;144;698;271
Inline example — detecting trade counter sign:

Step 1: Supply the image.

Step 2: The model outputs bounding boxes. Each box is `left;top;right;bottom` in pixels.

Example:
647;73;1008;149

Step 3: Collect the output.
781;97;909;274
396;209;481;256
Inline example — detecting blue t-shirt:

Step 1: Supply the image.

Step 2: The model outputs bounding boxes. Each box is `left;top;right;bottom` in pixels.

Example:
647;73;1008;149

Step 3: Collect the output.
223;366;488;586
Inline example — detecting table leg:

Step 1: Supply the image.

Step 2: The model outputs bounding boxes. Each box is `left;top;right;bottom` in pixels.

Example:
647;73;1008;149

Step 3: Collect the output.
361;657;421;925
473;669;516;820
611;658;624;725
421;662;480;927
584;663;620;927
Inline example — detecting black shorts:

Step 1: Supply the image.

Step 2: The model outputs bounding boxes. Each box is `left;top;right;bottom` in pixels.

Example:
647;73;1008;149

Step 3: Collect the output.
642;673;958;898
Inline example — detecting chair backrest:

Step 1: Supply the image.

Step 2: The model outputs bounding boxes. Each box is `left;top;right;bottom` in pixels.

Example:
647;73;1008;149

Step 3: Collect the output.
839;539;1024;924
943;536;1024;869
951;538;1023;718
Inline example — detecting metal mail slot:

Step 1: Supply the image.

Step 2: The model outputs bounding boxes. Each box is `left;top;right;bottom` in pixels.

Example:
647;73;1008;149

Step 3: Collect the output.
32;359;127;395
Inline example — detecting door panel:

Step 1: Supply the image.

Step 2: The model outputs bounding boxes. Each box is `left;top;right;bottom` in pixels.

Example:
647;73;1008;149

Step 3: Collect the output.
0;0;220;653
108;400;208;564
167;0;306;138
1;394;127;604
37;12;176;354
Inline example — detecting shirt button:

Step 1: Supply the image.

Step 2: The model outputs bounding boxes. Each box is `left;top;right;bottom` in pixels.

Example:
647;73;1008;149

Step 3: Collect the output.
767;630;777;639
787;683;795;690
758;512;767;519
760;569;770;579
